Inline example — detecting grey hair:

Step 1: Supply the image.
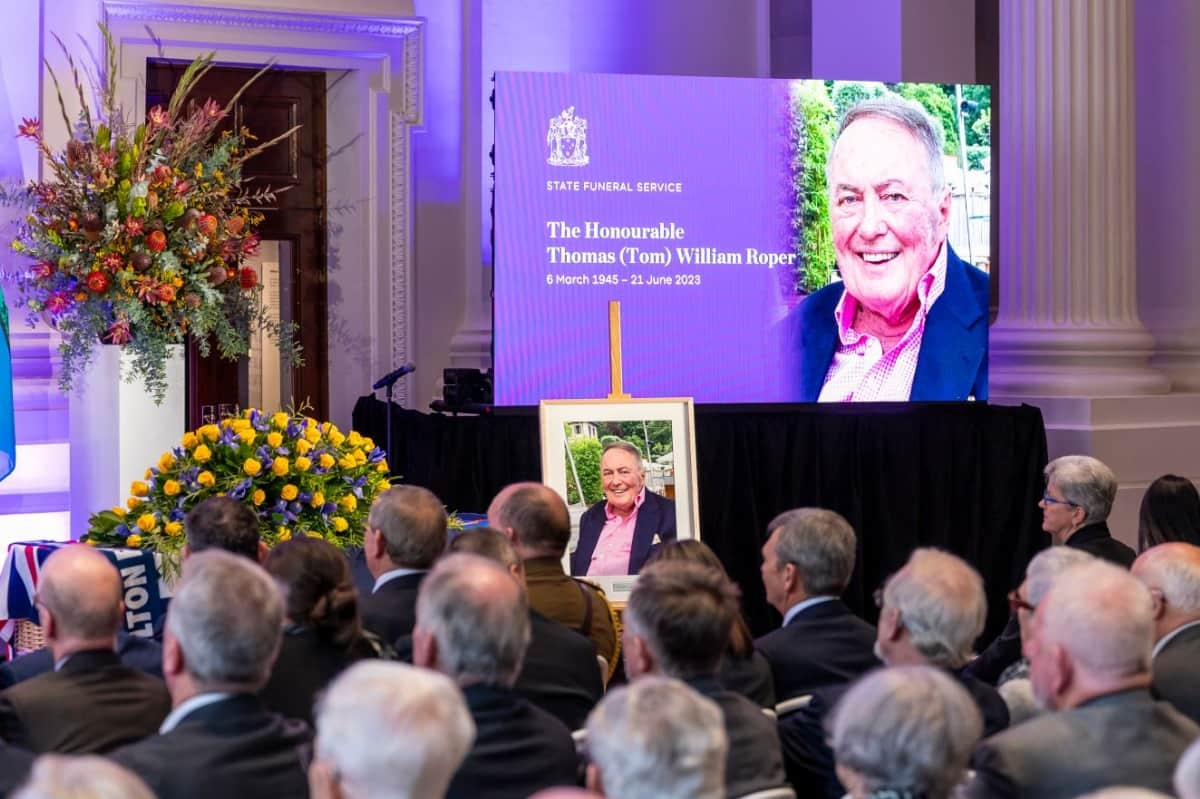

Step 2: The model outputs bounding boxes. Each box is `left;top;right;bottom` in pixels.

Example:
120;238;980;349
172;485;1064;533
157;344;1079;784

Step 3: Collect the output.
415;553;530;687
586;676;727;799
314;661;475;799
1175;735;1200;799
829;666;982;799
830;93;947;193
884;549;986;669
1045;455;1118;524
1039;560;1154;678
1024;547;1096;606
366;485;448;569
14;754;156;799
602;440;646;471
1135;546;1200;614
1078;790;1174;799
768;508;857;595
166;550;283;689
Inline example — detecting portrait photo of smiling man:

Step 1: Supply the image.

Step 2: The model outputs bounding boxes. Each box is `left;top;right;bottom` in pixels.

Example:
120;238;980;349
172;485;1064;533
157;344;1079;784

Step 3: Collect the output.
784;94;990;402
571;440;677;577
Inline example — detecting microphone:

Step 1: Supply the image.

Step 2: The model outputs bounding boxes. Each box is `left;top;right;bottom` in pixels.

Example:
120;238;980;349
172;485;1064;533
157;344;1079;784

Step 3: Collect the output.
372;362;416;390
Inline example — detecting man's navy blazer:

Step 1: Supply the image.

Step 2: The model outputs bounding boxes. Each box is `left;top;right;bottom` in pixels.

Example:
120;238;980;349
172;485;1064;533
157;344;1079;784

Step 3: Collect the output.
786;244;990;401
570;490;677;576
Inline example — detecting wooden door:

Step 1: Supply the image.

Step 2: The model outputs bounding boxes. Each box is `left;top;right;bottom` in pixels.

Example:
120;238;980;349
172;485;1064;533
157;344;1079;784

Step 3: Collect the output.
146;62;328;427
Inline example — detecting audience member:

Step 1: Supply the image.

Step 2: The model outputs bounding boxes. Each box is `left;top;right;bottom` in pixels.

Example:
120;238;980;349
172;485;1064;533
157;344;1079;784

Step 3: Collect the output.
359;485;448;651
487;482;618;669
0;546;170;753
754;508;878;701
259;537;382;725
449;528;603;731
623;559;786;797
829;666;983;799
1132;542;1200;724
585;676;727;799
1039;455;1135;566
13;754;155;799
1139;475;1200;551
413;552;578;798
110;550;310;799
308;661;474;799
645;539;775;707
969;560;1200;798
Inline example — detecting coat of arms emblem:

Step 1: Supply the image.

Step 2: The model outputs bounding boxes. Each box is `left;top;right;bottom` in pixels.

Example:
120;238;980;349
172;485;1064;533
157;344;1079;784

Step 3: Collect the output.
547;106;589;167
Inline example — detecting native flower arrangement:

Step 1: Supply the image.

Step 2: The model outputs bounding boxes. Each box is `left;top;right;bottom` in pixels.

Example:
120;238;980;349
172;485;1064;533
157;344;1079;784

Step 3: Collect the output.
6;28;299;401
83;409;392;575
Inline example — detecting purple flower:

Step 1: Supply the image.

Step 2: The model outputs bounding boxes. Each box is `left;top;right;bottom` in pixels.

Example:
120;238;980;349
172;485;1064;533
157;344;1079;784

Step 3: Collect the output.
115;524;130;537
321;502;337;516
367;447;386;463
218;427;239;448
228;479;251;500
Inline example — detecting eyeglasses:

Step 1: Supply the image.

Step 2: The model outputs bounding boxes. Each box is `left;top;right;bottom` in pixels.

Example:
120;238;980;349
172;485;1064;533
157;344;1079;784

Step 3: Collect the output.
1041;494;1078;507
873;586;886;609
1007;588;1036;615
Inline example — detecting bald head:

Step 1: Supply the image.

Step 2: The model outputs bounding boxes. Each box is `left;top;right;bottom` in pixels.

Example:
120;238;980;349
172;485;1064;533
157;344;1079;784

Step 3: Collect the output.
1133;543;1200;641
39;546;124;650
487;482;571;558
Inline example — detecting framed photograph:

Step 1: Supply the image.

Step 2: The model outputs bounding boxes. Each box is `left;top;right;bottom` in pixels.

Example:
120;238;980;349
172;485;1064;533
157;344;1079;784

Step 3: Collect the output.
540;397;700;601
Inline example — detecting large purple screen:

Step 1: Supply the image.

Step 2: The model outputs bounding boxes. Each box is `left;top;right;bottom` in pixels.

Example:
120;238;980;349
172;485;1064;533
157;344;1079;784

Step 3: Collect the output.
493;71;991;405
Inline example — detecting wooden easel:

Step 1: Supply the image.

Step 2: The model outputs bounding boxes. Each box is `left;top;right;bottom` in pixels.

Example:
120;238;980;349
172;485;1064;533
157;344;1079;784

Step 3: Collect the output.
607;300;631;400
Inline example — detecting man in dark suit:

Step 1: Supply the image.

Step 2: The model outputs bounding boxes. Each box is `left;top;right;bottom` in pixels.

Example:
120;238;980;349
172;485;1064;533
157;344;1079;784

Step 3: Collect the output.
413;553;579;799
450;528;603;731
780;548;1008;798
623;559;787;798
571;441;676;577
109;551;310;799
359;484;448;648
1134;542;1200;725
0;546;170;753
782;95;989;403
969;560;1200;798
754;508;878;701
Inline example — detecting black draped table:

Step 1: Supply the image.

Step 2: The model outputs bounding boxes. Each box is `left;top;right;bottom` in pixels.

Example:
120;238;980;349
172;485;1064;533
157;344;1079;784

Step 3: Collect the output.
353;398;1048;640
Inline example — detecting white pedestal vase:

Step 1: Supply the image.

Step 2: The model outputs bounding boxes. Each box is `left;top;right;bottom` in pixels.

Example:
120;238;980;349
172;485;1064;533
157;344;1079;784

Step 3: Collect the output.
68;344;185;539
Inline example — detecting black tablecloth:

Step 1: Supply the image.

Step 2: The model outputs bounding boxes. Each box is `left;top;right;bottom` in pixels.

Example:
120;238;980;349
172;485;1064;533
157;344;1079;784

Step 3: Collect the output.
353;398;1048;639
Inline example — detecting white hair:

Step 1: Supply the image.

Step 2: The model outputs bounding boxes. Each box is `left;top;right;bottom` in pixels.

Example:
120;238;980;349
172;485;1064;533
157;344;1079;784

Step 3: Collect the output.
586;677;727;799
829;666;982;799
830;93;948;194
314;661;475;799
1077;790;1174;799
14;755;155;799
167;550;283;689
1137;546;1200;613
1045;455;1118;523
1024;547;1095;606
1039;560;1154;678
884;549;986;668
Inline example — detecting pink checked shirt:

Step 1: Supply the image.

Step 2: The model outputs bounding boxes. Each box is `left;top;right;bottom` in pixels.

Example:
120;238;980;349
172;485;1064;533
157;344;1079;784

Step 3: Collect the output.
818;243;948;402
586;487;646;576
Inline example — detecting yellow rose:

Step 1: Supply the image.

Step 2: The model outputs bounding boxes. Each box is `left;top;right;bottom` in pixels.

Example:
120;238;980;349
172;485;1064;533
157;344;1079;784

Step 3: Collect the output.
271;412;290;429
266;431;283;448
145;468;153;480
125;534;143;548
199;424;220;442
158;452;176;471
280;484;299;501
238;428;256;445
305;428;321;444
347;431;364;447
126;497;142;510
319;453;335;469
181;431;198;449
332;516;349;533
197;471;215;488
295;438;313;455
337;456;356;470
244;459;262;476
271;457;289;477
353;449;367;465
311;491;325;507
306;417;318;429
339;494;358;512
164;521;183;537
193;444;212;463
329;430;346;447
85;538;100;547
163;479;181;496
252;489;266;506
136;513;157;533
376;461;390;473
276;527;292;542
232;418;252;431
110;506;127;518
363;437;375;450
130;481;149;497
295;456;312;472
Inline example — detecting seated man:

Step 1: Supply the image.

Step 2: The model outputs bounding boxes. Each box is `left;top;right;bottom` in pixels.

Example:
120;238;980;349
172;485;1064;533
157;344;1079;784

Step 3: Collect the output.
308;661;475;799
622;559;786;798
969;560;1200;798
488;482;618;669
414;553;579;799
110;551;310;799
571;441;676;577
585;676;727;799
450;529;604;731
0;546;170;753
1132;543;1200;725
754;508;878;700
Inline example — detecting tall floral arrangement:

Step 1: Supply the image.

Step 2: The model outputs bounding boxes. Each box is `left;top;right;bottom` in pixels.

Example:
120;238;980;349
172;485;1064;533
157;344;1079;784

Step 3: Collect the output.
6;27;299;401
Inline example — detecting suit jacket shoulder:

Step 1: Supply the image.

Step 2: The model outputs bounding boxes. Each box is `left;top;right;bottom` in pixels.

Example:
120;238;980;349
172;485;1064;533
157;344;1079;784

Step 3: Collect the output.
754;600;879;701
360;572;424;644
514;610;604;731
1152;623;1200;725
526;559;618;666
690;679;786;797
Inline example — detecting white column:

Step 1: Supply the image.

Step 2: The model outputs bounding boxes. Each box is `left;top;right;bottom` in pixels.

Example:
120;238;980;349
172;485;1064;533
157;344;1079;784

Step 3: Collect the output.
989;0;1168;397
